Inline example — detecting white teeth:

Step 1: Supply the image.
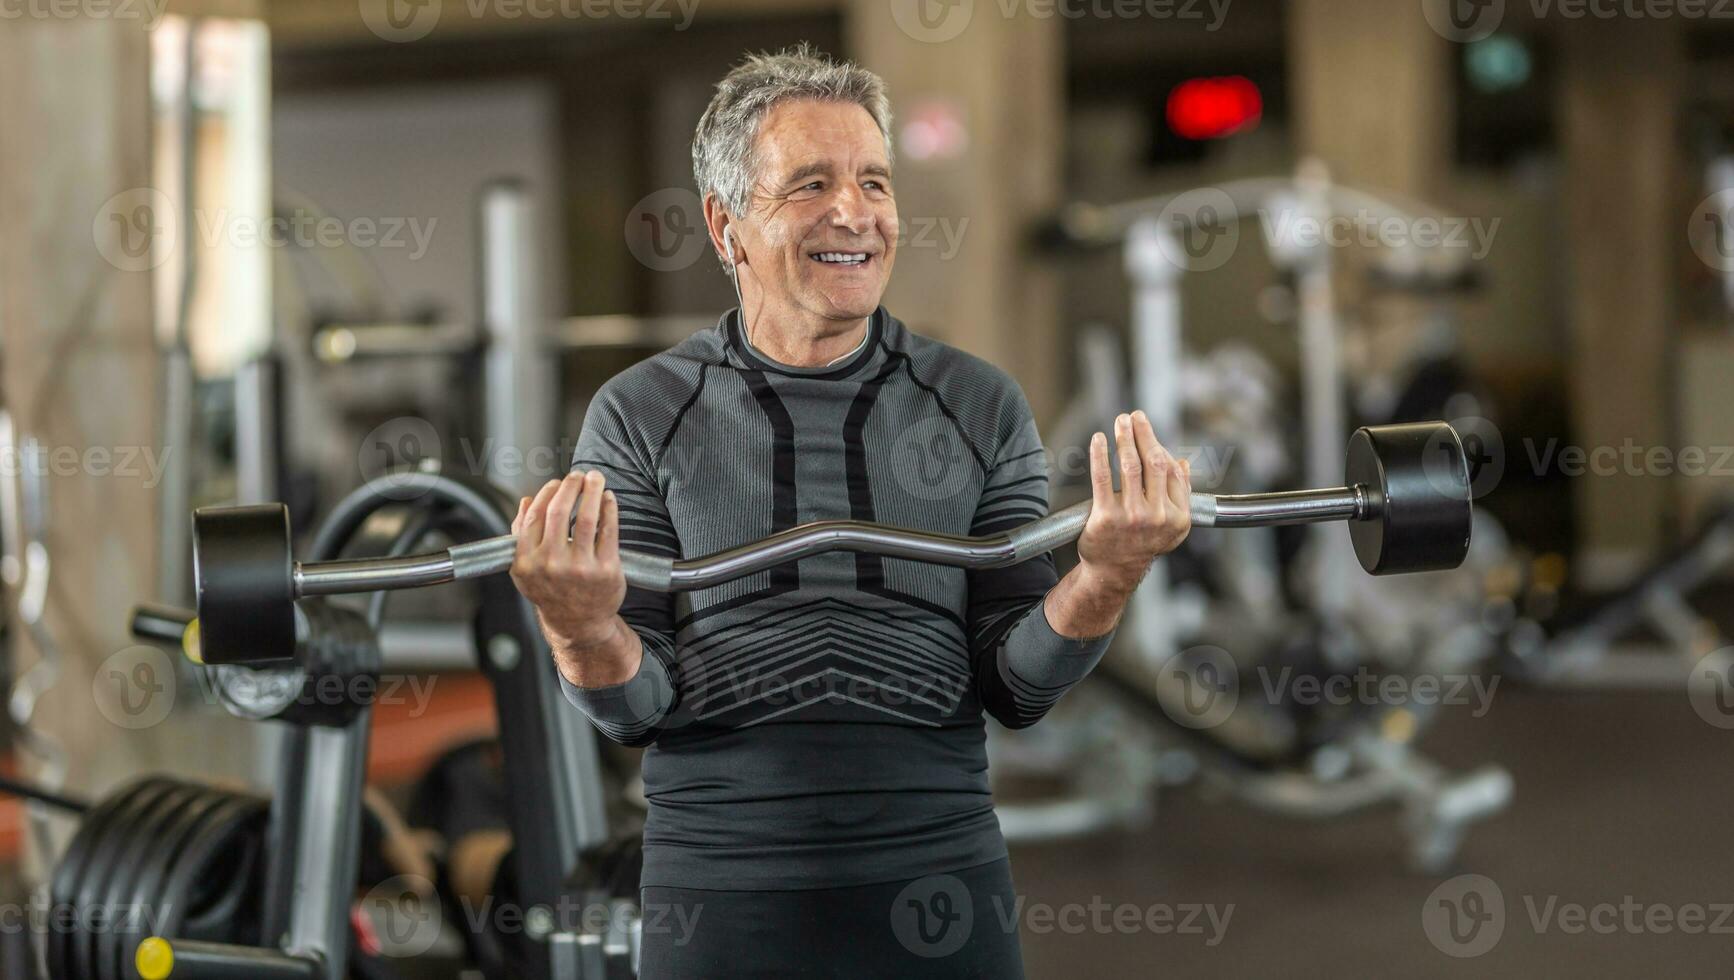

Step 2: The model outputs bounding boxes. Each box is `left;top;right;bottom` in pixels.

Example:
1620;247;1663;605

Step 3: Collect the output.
814;252;868;264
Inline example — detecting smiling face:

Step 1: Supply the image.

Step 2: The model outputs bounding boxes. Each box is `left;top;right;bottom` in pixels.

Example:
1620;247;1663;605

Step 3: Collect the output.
724;98;898;338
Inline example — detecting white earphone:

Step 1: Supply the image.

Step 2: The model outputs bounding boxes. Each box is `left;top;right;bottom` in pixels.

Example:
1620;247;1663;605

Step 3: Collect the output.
723;225;750;343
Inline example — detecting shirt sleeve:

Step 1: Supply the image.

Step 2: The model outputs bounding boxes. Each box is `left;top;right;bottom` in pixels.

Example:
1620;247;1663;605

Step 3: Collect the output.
555;384;682;747
966;388;1114;730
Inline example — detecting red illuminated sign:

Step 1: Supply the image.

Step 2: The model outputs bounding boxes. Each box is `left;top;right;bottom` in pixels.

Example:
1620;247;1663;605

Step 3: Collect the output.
1167;76;1263;141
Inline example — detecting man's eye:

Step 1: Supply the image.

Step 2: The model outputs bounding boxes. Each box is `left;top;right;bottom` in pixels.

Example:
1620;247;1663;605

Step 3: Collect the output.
800;181;823;192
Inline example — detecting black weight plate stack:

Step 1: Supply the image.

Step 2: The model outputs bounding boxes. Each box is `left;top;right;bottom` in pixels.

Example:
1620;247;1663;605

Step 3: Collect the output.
46;777;268;980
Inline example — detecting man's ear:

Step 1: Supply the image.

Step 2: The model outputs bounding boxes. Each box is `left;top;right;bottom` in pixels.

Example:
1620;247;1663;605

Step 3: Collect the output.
702;194;739;267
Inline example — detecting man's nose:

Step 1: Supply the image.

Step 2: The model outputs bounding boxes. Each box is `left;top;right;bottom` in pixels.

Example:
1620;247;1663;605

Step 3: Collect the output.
827;187;876;236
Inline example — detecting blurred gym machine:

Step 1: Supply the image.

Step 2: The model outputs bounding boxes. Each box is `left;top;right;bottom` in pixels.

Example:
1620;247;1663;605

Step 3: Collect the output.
1009;169;1513;871
43;473;637;980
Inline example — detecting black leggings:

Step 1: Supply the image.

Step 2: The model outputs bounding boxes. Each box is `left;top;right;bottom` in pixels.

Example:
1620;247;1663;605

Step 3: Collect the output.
638;858;1027;979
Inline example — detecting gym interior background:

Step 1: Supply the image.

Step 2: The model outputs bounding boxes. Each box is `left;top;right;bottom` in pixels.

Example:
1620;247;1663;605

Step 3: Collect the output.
3;0;1734;976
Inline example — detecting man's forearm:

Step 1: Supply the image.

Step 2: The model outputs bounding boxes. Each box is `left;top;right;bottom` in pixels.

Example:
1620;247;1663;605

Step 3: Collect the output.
1043;562;1141;640
547;615;644;689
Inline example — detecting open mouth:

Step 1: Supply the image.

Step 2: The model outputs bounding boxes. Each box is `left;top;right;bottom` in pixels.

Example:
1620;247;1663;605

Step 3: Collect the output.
810;251;873;268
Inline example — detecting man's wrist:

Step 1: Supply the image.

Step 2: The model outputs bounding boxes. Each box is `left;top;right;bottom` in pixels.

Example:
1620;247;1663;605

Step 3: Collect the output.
1074;559;1143;605
550;618;641;689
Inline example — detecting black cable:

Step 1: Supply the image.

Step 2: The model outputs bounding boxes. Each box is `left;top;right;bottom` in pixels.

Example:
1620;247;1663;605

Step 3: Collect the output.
0;774;89;814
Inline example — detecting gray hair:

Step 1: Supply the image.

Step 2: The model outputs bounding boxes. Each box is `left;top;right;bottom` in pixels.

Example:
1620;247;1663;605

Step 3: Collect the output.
691;43;894;221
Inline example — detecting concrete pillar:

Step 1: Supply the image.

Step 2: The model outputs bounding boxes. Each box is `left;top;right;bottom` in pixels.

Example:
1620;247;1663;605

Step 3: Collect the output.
1558;20;1681;578
1290;0;1452;198
846;1;1066;420
0;15;158;852
0;15;254;869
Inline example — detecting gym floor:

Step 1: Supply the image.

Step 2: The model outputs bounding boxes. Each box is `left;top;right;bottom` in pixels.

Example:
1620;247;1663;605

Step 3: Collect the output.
0;679;1722;977
1012;681;1732;978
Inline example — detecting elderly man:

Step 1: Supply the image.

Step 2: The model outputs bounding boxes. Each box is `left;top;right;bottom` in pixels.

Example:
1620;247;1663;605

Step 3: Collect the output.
510;44;1190;978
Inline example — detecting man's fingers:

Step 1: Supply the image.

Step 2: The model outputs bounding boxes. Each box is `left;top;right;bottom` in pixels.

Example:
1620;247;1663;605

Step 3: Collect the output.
1168;456;1191;517
1088;432;1114;513
1131;410;1170;504
571;471;607;557
1115;414;1144;499
542;472;585;548
520;480;561;552
511;496;529;536
597;490;620;562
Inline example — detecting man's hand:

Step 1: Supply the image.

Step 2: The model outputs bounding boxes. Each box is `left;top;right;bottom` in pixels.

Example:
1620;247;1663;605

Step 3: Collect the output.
510;470;640;687
1076;410;1192;598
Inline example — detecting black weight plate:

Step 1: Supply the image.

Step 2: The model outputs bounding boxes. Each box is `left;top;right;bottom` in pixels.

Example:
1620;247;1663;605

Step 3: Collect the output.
1346;422;1472;575
97;785;237;980
193;504;297;664
70;780;204;980
171;799;267;941
48;777;179;980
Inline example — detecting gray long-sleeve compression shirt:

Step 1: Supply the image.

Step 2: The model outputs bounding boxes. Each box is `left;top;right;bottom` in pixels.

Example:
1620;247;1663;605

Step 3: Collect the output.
558;307;1115;890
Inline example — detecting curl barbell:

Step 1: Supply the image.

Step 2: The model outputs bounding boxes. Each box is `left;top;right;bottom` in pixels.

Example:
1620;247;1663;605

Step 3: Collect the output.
189;421;1472;666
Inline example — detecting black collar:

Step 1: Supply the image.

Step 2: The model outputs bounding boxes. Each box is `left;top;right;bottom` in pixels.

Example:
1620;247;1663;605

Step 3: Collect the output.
726;307;884;379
